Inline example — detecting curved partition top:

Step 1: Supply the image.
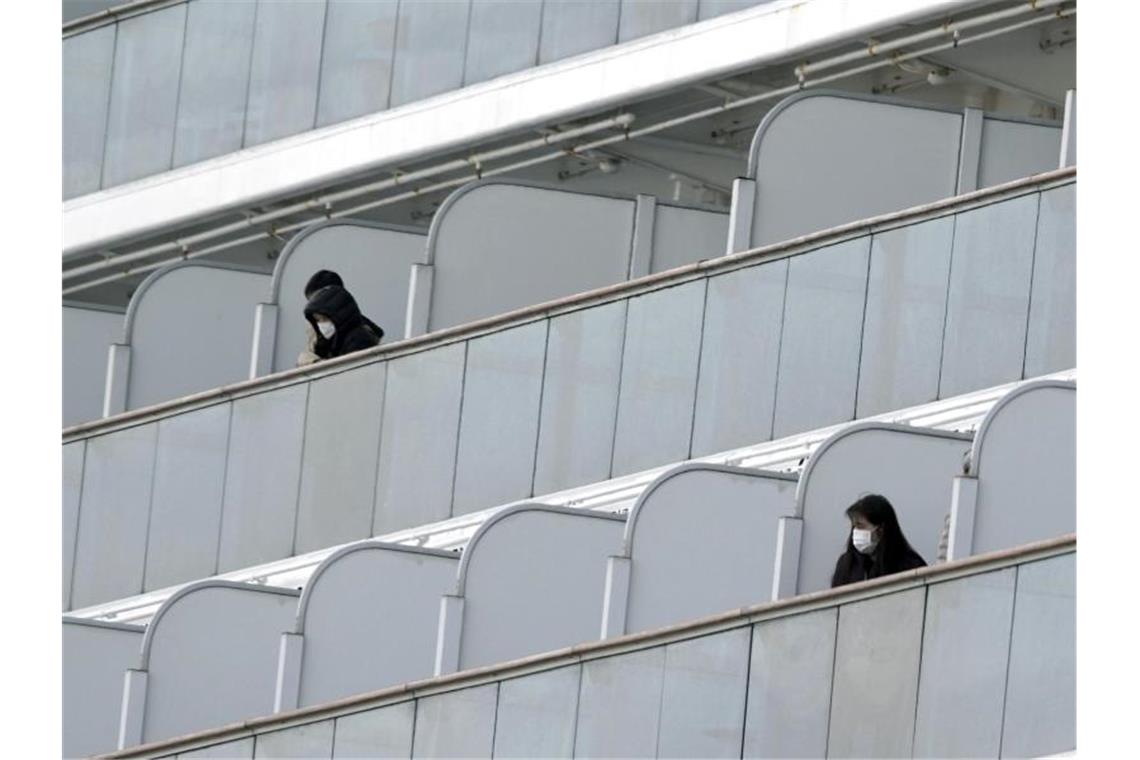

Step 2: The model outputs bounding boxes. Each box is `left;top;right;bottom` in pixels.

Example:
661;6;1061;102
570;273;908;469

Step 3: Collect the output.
966;379;1075;556
267;219;427;373
746;90;965;178
291;541;459;708
621;462;797;556
453;504;625;670
138;579;300;669
743;89;1061;248
120;261;270;411
455;503;625;596
968;379;1077;476
293;540;458;635
794;422;974;595
619;463;799;635
424;178;727;332
122;261;267;343
135;580;300;744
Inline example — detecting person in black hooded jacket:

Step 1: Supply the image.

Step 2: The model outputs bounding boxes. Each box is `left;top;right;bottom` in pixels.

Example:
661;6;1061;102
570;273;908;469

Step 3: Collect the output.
831;493;927;588
297;270;384;365
303;284;381;361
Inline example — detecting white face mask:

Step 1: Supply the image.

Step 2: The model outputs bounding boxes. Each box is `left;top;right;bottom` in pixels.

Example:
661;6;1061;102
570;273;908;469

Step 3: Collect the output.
852;527;878;555
316;319;335;339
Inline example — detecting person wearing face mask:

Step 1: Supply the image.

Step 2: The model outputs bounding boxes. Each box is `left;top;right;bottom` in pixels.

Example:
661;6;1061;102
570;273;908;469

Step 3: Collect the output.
301;282;381;362
297;270;384;366
830;493;926;588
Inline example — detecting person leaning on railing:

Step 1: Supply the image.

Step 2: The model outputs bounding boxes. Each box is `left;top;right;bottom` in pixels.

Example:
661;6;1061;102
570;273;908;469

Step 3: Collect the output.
298;269;384;365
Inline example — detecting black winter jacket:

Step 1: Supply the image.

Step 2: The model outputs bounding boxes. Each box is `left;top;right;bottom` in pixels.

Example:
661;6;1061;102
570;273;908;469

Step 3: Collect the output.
303;285;382;360
830;543;926;588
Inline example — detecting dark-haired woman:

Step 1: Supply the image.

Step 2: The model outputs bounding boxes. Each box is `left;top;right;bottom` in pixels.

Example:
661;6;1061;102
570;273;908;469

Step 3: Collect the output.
831;494;927;588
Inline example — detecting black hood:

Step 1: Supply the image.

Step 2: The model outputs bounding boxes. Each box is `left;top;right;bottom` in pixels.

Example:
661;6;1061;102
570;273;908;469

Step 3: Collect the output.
304;285;365;334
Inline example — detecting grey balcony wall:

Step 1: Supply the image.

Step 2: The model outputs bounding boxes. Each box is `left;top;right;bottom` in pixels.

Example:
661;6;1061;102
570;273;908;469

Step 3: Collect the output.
372;344;465;535
254;721;335;759
656;628;751;758
71;423;157;608
63;442;85;609
63;619;144;759
266;221;426;376
968;381;1076;556
690;260;786;456
611;280;706;475
794;425;973;596
63;180;1074;612
492;666;581;758
62;24;115;198
855;216;955;417
218;385;308;574
412;684;499;759
295;364;386;554
144;403;230;591
100;4;186;187
122;263;269;412
452;507;625;670
743;608;837;758
1024;184;1077;376
739;92;1060;250
912;568;1017;757
332;702;415;759
939;193;1040;397
619;0;699;42
242;0;328;147
699;0;768;20
464;0;544;86
772;237;870;437
827;587;926;756
538;0;621;63
533;301;627;494
315;0;400;128
63;303;123;426
451;323;548;516
574;647;666;757
134;583;300;746
63;0;774;195
295;545;458;708
1001;553;1076;757
423;180;726;334
110;544;1076;760
389;0;472;108
618;465;797;636
172;0;257;168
